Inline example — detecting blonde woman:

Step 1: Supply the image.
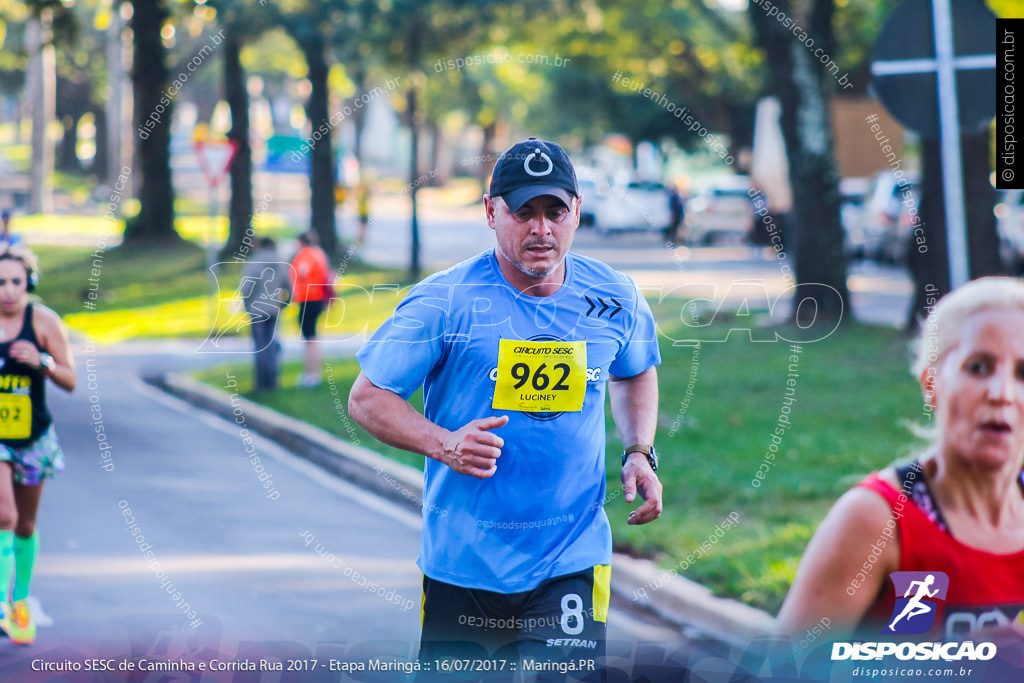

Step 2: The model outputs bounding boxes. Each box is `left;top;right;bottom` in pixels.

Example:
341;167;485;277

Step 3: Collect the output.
779;277;1024;641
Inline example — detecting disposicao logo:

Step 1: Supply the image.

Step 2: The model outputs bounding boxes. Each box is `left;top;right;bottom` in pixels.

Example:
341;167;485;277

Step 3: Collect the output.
884;571;949;635
831;571;997;664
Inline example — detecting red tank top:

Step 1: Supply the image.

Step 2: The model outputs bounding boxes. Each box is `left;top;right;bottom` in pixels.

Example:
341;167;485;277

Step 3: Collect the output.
857;470;1024;639
291;246;331;303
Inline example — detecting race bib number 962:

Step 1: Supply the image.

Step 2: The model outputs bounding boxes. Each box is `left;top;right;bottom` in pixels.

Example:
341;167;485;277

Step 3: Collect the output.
492;340;587;413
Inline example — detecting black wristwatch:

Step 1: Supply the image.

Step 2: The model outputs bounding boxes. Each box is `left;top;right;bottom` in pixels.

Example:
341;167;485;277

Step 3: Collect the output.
622;443;658;472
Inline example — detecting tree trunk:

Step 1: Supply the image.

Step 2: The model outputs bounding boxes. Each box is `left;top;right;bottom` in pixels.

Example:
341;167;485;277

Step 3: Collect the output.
351;68;367;165
221;32;253;260
726;101;755;168
301;35;337;258
125;0;181;245
15;98;26;144
104;5;128;185
194;99;217;128
26;13;55;214
905;129;1003;328
93;107;108;177
750;0;849;323
962;130;1001;279
406;12;424;281
56;72;93;174
428;118;450;185
57;115;79;172
408;86;421;281
480;119;497;191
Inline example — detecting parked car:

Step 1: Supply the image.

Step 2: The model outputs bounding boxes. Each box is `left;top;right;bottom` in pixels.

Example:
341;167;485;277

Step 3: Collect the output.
576;178;603;228
685;176;755;245
594;181;672;235
996;189;1024;274
849;171;920;263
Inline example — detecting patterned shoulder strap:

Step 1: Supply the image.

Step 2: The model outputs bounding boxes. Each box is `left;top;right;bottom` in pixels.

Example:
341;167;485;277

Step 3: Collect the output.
894;460;950;534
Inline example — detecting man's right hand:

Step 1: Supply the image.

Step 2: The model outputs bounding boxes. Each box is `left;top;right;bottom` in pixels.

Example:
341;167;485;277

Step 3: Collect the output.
439;415;509;478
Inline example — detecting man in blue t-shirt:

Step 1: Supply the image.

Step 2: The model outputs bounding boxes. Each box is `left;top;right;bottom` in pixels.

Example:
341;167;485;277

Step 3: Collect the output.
349;138;663;674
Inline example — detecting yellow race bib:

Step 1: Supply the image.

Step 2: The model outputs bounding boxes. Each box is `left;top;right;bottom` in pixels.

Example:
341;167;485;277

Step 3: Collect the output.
492;340;587;412
0;394;31;439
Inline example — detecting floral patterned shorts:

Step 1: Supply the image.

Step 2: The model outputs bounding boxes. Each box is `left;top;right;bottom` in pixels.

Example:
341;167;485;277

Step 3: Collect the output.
0;425;65;486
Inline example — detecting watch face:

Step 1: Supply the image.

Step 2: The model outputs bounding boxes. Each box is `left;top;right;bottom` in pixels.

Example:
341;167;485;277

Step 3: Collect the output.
623;446;657;471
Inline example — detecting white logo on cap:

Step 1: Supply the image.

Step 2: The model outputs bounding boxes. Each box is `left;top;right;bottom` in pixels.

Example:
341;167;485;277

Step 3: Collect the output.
524;148;553;177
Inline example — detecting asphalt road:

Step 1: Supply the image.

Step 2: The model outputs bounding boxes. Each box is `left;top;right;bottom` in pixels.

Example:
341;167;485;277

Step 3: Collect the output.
344;209;914;329
0;347;690;681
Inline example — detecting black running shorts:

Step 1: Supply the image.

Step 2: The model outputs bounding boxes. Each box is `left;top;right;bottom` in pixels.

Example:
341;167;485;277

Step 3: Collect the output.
416;565;609;682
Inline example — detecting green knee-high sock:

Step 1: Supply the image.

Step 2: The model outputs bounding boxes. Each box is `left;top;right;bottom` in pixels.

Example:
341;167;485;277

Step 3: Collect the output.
0;530;13;603
12;532;37;602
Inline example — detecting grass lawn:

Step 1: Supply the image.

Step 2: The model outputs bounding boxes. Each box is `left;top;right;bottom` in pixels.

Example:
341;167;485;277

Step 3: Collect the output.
192;318;926;614
30;243;404;342
34;243;210;315
16;212;297;243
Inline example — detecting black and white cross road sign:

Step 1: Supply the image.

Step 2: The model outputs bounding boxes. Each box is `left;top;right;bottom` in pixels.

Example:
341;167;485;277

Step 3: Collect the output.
871;0;997;288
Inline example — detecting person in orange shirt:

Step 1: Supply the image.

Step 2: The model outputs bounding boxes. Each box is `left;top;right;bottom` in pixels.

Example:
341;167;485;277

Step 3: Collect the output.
290;231;332;387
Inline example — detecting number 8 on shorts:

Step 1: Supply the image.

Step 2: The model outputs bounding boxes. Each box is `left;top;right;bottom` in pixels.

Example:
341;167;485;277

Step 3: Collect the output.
560;593;585;635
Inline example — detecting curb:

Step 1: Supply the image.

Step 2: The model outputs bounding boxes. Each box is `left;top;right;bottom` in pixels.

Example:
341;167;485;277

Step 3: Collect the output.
149;373;424;511
150;372;776;646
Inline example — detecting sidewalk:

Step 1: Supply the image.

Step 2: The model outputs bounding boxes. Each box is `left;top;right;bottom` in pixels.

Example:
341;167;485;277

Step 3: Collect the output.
151;372;777;647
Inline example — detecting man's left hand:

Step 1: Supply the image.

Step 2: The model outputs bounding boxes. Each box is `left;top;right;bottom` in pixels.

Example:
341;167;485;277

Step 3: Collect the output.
621;452;662;525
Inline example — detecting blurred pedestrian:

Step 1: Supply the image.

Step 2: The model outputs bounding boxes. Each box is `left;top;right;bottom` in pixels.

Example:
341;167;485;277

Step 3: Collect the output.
664;184;685;244
356;181;371;249
0;211;22;247
241;238;291;391
290;231;332;388
0;246;75;645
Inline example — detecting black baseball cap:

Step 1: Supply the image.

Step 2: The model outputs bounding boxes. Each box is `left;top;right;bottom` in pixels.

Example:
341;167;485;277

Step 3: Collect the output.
489;137;579;212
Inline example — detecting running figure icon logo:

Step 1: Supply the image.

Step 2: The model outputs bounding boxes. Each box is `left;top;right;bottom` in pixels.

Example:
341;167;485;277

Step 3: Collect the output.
884;571;950;635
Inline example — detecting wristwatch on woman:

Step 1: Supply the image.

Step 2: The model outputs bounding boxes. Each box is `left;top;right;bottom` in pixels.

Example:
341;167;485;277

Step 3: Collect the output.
622;443;658;472
39;353;55;374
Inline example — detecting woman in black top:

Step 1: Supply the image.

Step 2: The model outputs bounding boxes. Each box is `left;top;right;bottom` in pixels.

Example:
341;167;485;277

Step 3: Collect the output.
0;246;75;645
